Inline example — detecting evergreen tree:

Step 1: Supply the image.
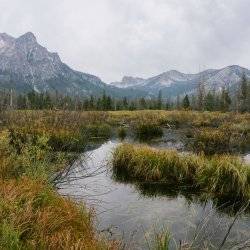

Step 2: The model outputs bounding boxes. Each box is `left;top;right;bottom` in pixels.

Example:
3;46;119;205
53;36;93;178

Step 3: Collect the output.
220;88;231;112
239;74;248;112
182;95;190;109
197;80;205;110
204;92;215;111
157;90;162;110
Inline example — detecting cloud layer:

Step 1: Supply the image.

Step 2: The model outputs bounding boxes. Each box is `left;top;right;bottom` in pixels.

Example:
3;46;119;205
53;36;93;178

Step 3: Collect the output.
0;0;249;82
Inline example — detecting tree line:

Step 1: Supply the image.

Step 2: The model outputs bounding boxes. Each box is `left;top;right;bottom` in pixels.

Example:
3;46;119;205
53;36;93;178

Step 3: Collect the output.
1;75;249;112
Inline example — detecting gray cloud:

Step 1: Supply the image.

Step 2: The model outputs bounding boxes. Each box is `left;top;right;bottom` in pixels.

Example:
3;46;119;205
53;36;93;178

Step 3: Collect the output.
0;0;249;82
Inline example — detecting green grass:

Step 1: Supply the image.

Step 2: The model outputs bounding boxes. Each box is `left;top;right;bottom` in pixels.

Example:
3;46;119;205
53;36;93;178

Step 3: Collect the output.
134;123;163;140
112;144;250;200
192;126;249;155
0;129;118;249
117;127;127;139
0;178;115;250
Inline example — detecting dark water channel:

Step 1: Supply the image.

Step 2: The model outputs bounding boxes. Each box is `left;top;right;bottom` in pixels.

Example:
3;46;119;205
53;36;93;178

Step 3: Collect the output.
59;131;250;249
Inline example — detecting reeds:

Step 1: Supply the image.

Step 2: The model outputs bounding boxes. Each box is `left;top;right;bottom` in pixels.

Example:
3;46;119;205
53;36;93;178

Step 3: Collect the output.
0;126;118;249
192;126;249;155
112;144;250;200
0;178;115;249
134;123;163;140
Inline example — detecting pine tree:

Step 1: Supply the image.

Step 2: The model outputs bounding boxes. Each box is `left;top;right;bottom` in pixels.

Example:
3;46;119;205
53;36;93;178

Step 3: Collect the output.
157;90;162;110
204;92;215;111
197;80;205;110
220;88;231;112
239;74;248;112
182;95;190;109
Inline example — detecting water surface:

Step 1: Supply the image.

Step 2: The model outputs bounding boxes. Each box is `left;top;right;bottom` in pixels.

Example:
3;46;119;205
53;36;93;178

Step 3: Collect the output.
59;140;250;249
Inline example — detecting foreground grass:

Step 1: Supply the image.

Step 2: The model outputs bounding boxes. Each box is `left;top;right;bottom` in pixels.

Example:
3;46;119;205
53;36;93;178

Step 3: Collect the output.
0;129;117;249
0;178;114;250
112;144;250;200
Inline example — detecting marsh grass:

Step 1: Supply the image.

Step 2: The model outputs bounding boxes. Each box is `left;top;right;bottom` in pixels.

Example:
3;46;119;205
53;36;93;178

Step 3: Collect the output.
0;130;75;181
192;126;249;155
112;144;250;200
134;123;163;140
0;125;118;249
82;124;112;139
0;178;115;250
117;127;127;139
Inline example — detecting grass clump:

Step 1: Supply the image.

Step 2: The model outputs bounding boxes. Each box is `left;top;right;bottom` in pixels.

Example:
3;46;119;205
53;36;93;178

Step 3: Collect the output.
134;123;163;140
0;130;73;180
48;130;87;152
83;124;112;139
112;144;203;184
198;155;250;199
112;144;250;200
192;126;249;155
0;129;117;249
0;178;114;249
117;127;127;140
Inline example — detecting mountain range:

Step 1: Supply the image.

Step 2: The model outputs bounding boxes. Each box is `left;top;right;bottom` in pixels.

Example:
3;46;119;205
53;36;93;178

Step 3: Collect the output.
110;66;250;98
0;32;249;98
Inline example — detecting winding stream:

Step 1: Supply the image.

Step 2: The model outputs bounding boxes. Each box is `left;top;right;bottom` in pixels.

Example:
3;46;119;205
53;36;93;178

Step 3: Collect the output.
59;140;250;249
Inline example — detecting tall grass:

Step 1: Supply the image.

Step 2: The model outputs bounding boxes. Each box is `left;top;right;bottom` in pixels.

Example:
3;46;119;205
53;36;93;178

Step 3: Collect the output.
192;126;249;154
0;127;118;249
0;178;115;249
112;144;250;200
134;123;163;140
3;110;249;132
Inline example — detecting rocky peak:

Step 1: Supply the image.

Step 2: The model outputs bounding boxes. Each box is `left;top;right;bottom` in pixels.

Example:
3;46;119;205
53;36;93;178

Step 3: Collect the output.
122;76;144;84
0;33;14;51
16;32;37;44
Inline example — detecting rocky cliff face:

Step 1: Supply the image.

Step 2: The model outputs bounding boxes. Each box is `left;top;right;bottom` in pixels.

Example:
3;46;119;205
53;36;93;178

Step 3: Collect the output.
0;32;121;96
1;32;249;98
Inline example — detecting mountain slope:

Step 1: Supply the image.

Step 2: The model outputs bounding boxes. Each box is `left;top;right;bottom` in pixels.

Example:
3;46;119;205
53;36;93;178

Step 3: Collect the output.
0;32;147;98
111;65;250;98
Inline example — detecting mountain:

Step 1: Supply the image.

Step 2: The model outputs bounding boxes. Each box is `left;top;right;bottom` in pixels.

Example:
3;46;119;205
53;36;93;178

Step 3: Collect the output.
0;32;146;98
110;76;145;88
1;32;249;99
111;66;250;98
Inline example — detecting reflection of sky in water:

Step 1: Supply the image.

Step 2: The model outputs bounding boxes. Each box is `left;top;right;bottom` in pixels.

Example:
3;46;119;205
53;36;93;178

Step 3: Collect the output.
244;154;250;164
59;140;250;250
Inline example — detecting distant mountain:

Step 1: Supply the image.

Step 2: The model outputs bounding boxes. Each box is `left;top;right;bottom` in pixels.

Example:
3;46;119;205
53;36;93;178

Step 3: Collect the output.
1;32;249;99
0;32;146;98
111;66;250;98
110;76;145;88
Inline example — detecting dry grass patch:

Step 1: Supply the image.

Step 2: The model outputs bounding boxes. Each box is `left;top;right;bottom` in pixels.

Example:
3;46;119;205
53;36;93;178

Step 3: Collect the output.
0;178;116;250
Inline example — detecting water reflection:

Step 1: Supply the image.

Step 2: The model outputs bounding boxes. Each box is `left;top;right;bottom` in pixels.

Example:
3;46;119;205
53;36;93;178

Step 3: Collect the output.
59;140;250;249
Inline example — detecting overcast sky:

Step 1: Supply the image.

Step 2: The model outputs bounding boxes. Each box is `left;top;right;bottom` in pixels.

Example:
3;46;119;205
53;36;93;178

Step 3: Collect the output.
0;0;249;82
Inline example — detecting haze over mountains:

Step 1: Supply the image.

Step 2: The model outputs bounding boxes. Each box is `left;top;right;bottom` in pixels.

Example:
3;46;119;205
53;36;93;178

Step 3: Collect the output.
0;32;249;99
